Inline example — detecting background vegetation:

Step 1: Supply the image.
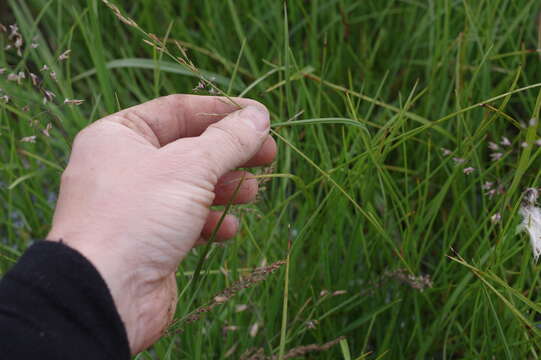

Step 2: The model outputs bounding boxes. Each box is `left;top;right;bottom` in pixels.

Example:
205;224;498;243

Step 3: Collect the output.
2;0;541;358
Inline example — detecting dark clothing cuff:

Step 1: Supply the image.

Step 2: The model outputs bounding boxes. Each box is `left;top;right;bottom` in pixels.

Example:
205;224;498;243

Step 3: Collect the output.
0;240;130;359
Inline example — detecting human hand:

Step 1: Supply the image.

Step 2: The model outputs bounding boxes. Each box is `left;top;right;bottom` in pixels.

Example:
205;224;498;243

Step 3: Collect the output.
46;95;276;354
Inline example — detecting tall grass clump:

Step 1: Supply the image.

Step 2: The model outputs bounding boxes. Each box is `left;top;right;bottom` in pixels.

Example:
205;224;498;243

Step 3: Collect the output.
2;0;541;358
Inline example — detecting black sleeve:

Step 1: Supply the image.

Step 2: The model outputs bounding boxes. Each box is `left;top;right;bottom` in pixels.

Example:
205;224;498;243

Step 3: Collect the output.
0;240;131;360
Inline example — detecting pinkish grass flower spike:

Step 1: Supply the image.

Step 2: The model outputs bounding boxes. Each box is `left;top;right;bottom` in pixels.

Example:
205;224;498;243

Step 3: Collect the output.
490;152;503;161
440;147;452;156
58;50;71;61
64;99;84;105
463;167;475;175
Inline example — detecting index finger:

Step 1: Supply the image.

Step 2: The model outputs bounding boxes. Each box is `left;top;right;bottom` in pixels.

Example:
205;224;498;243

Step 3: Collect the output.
105;95;267;147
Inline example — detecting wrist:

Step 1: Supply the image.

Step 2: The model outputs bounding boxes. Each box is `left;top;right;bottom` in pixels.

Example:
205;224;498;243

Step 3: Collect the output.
45;234;175;354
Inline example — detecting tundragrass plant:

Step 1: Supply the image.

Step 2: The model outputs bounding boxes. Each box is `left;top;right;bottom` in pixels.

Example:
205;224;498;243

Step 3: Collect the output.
3;0;541;358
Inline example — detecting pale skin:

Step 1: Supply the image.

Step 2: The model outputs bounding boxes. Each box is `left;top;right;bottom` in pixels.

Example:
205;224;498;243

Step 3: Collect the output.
46;95;277;354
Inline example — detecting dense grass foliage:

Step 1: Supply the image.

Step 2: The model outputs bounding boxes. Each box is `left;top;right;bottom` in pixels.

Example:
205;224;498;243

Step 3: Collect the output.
2;0;541;358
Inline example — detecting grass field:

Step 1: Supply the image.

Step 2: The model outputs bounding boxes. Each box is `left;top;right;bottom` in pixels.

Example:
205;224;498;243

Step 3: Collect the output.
2;0;541;358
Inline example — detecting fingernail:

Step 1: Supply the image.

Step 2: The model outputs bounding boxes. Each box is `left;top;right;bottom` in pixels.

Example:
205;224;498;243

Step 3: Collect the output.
242;105;270;132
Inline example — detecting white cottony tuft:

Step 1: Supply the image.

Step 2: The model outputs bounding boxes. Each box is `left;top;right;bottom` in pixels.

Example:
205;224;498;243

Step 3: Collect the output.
518;188;541;262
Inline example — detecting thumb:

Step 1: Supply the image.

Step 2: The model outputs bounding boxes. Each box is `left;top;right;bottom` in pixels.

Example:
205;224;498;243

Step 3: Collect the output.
197;104;270;178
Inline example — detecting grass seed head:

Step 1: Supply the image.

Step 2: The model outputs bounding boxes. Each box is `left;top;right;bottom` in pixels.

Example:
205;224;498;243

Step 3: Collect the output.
463;167;475;175
101;0;138;27
64;98;85;105
482;181;494;190
500;136;511;147
20;135;36;143
488;141;500;150
249;322;260;337
384;269;433;292
452;157;466;165
58;50;71;61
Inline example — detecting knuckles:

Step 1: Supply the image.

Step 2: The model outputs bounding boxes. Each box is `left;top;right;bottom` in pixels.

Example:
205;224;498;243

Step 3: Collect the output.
71;119;110;147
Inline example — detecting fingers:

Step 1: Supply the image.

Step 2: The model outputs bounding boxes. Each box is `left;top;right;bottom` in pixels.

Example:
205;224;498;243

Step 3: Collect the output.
105;95;266;147
243;136;277;167
174;105;270;179
214;170;258;205
200;211;239;240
